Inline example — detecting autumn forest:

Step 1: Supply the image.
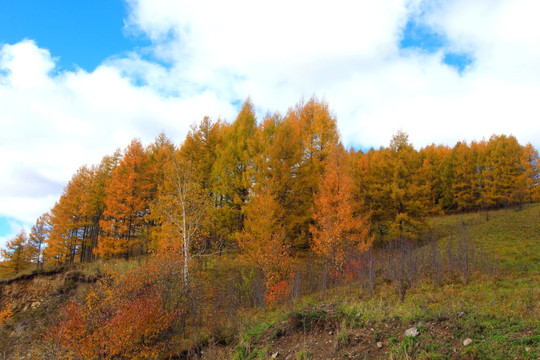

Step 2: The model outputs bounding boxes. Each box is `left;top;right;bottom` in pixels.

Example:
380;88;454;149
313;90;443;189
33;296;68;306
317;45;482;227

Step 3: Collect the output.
1;97;539;358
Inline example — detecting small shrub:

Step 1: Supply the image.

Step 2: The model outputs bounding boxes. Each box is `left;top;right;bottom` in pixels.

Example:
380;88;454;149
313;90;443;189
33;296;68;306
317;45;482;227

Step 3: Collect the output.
296;349;313;359
460;345;479;357
271;327;284;339
336;320;351;348
290;308;327;332
337;304;364;327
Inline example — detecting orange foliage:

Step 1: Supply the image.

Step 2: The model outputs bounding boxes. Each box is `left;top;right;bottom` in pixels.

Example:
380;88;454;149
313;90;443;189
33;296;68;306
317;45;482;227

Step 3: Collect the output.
311;146;372;269
49;250;183;359
266;280;289;305
212;100;257;235
0;304;12;327
283;97;340;247
239;231;292;305
238;184;292;305
97;139;154;259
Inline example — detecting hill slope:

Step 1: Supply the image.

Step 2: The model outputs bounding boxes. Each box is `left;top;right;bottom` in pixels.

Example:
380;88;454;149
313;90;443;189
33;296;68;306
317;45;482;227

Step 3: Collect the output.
221;205;540;360
0;205;538;359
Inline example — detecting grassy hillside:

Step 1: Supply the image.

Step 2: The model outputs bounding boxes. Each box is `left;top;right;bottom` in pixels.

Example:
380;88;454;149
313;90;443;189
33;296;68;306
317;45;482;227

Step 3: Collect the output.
227;204;540;360
430;205;540;275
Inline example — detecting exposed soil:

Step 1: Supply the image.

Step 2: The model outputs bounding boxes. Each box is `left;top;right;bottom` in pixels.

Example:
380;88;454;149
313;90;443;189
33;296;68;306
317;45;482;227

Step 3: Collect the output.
257;310;458;359
195;304;485;360
0;269;101;359
0;269;99;313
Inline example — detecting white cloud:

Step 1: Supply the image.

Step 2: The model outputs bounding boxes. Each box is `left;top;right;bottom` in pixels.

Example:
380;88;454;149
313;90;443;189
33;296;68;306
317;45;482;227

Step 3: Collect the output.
424;0;540;79
2;0;540;250
0;40;236;236
120;0;412;112
121;0;540;148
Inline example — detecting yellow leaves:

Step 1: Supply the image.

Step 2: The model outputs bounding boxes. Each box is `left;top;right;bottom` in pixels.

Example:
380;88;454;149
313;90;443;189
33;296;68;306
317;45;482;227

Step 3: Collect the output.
355;132;434;241
153;153;211;247
449;135;539;212
0;229;32;275
212;99;257;233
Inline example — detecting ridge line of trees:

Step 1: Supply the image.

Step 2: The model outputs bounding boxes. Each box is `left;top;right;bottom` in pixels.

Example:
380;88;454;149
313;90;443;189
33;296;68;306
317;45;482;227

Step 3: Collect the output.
1;97;539;276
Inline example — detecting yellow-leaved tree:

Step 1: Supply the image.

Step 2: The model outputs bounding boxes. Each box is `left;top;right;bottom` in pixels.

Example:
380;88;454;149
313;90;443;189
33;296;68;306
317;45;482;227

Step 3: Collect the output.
212;100;257;238
285;97;340;247
96;139;154;260
239;122;293;304
151;151;211;292
0;230;31;275
28;213;50;270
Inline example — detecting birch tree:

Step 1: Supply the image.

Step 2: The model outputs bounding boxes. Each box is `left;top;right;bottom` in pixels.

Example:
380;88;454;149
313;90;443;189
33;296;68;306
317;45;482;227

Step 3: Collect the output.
29;213;50;270
152;152;210;292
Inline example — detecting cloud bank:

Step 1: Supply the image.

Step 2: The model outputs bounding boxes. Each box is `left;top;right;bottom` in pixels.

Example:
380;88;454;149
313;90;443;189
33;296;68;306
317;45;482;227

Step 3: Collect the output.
0;40;236;227
1;0;540;245
121;0;540;148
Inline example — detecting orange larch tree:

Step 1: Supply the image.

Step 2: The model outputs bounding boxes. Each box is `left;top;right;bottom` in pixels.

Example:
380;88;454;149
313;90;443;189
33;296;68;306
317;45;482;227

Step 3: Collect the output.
387;131;430;239
44;165;105;265
311;145;372;270
82;151;121;262
481;135;523;208
354;131;429;242
284;97;340;247
418;144;452;215
180;117;226;248
239;116;295;303
43;198;74;266
255;113;304;248
354;147;394;239
238;179;292;305
145;133;176;250
180;116;224;191
96;139;154;260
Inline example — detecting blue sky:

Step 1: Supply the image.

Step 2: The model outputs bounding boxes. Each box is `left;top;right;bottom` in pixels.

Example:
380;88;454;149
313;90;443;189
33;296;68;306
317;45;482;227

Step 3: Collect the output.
1;0;540;246
400;19;473;73
0;0;148;71
0;217;14;236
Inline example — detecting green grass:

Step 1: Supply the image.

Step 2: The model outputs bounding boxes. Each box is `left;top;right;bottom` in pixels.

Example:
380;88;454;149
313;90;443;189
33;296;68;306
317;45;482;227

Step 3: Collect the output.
241;322;273;343
295;349;313;359
429;203;540;275
232;204;540;359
